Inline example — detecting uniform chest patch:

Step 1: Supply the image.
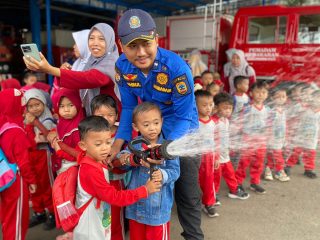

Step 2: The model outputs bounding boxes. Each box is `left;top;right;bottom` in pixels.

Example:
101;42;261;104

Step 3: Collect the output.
123;74;137;81
156;73;168;85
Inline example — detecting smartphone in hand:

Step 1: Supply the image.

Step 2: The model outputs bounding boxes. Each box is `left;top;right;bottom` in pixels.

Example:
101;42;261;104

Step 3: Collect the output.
20;43;41;62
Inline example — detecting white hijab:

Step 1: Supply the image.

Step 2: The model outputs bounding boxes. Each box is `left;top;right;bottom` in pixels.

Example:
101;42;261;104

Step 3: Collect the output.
224;49;255;93
71;29;91;71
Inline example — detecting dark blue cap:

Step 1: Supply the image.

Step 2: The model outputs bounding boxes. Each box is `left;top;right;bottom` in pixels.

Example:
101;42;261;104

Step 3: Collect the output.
118;9;156;46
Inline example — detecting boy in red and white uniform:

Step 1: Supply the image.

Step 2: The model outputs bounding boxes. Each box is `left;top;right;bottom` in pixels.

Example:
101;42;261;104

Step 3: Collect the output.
264;87;290;182
213;92;249;202
195;90;219;217
285;89;320;179
230;76;250;166
235;81;269;194
73;116;161;240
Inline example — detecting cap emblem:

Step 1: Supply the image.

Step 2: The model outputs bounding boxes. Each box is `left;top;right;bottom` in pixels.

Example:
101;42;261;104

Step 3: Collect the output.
129;16;141;29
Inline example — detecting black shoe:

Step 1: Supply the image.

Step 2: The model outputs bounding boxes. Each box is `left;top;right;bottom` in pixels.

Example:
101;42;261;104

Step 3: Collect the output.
29;212;47;228
228;187;250;200
284;166;291;176
43;213;56;231
304;170;317;179
238;184;245;192
202;205;219;218
250;184;266;194
214;194;221;206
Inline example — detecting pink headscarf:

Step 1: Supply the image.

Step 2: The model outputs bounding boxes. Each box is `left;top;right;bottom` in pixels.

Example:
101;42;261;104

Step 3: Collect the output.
52;89;84;145
1;78;21;90
0;89;24;129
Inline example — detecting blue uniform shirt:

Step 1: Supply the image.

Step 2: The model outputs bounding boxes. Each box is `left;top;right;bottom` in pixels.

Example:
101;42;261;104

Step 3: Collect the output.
115;47;199;141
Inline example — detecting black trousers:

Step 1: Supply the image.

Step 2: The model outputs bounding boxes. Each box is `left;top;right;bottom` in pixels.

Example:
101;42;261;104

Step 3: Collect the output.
175;156;204;240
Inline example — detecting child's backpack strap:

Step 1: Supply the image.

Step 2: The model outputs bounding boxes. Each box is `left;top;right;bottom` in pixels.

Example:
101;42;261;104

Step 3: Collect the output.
0;123;23;192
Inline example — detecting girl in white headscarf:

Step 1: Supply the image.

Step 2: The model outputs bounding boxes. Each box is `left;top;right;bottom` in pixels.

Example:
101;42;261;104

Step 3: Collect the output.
222;49;256;93
24;23;121;116
71;29;91;71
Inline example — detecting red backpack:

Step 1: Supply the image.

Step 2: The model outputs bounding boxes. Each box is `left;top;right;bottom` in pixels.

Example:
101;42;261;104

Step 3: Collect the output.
52;159;99;232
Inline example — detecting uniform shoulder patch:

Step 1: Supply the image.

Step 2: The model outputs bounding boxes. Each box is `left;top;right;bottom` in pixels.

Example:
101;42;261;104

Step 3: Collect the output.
173;74;191;97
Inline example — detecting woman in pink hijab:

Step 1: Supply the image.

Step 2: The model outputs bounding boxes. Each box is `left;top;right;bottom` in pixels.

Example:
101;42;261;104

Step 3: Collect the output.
222;49;256;93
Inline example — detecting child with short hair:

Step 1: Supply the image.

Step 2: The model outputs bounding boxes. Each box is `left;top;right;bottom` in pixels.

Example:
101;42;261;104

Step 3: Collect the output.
195;90;219;217
264;87;290;182
201;70;214;90
213;92;250;201
235;81;269;194
0;89;37;240
285;89;320;179
24;88;57;230
118;102;180;240
229;76;250;165
90;94;126;240
23;70;38;86
207;82;221;98
73;116;161;239
285;82;306;157
232;76;250;115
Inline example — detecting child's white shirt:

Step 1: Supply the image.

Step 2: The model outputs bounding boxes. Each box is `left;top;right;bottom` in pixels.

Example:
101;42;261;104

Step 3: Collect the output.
268;107;286;150
73;167;111;240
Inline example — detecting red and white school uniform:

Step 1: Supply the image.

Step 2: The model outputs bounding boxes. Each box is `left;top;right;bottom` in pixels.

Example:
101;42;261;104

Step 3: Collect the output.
198;117;218;206
266;107;286;172
285;100;303;154
213;115;239;194
286;108;320;171
230;93;250;152
0;89;36;240
0;127;36;240
74;155;148;240
235;103;269;185
25;89;56;214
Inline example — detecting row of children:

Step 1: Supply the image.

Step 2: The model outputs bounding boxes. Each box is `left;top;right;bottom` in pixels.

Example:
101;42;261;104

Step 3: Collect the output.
0;85;182;240
194;71;320;218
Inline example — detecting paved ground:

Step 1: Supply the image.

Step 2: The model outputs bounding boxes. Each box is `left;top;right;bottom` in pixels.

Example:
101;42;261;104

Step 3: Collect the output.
2;164;320;240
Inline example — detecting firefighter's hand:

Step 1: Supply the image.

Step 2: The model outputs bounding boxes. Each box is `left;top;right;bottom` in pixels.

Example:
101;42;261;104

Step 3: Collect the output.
29;184;37;194
107;140;124;164
145;179;162;194
151;169;163;183
140;158;163;168
23;52;51;73
60;62;72;70
25;112;36;124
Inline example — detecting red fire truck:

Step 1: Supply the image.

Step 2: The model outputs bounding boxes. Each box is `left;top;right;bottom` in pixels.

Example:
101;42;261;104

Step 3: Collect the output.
158;5;320;85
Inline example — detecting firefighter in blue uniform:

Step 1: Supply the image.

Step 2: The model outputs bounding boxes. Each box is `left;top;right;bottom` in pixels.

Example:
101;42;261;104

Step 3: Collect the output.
110;9;204;240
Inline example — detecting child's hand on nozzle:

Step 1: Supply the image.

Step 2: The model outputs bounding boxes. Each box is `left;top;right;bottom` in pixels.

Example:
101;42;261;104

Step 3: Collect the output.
151;169;163;183
145;179;162;194
140;158;164;168
25;112;36;124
